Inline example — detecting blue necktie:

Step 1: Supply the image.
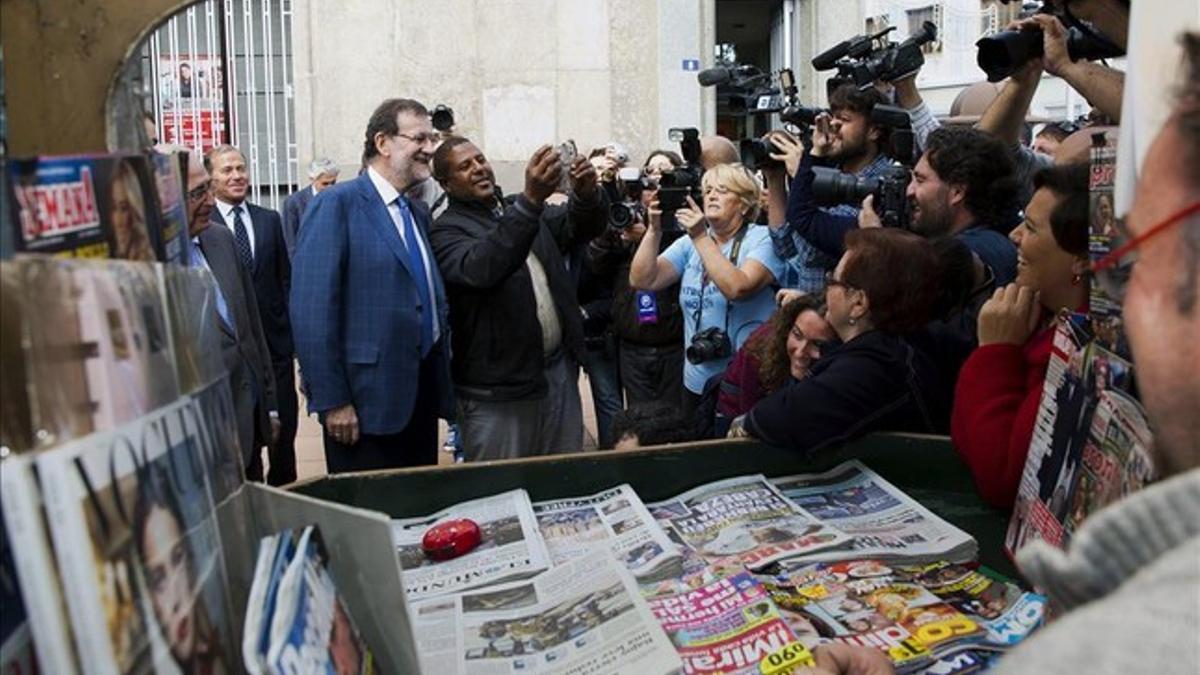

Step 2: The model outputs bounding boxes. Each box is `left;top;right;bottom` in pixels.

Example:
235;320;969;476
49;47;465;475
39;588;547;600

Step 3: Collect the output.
189;239;237;336
395;197;435;356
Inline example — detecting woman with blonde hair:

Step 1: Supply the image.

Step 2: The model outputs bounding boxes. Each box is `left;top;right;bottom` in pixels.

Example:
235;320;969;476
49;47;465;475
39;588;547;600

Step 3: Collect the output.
630;162;785;416
111;159;156;262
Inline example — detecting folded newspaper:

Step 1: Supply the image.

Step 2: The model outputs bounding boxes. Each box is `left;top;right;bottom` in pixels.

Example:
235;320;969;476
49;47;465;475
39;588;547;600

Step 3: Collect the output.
645;474;851;591
771;461;977;564
392;489;551;601
408;550;682;675
532;484;679;577
648;571;797;674
243;525;376;675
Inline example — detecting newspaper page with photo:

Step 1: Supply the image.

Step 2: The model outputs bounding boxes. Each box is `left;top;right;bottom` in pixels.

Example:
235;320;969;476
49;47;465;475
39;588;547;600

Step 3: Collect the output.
646;475;850;578
36;396;239;675
532;484;679;577
771;461;977;564
409;550;681;675
392;489;551;602
648;571;797;675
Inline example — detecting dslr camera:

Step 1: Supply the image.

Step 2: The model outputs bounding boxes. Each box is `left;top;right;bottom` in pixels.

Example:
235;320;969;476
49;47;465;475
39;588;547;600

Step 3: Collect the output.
655;127;704;221
606;167;651;230
686;326;733;365
809;104;917;229
813;21;939;91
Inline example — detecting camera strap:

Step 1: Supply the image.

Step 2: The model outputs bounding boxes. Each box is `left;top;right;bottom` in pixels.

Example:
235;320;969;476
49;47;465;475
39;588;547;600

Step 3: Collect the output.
693;223;749;336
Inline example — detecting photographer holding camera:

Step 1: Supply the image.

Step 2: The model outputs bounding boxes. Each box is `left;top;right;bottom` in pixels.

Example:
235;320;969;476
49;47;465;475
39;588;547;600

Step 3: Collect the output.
587;150;687;411
629;163;785;418
767;85;893;293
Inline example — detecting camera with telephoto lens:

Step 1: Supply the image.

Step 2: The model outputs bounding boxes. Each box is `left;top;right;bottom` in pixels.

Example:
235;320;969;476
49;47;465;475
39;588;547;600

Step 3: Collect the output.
431;104;455;132
810;103;915;229
976;25;1123;82
607;167;650;230
686;326;733;365
814;21;938;91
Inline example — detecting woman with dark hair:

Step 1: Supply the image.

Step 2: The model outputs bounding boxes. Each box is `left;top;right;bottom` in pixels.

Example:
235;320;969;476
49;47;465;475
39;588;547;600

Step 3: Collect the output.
717;294;837;425
951;163;1091;509
642;149;684;179
742;228;947;455
134;470;229;674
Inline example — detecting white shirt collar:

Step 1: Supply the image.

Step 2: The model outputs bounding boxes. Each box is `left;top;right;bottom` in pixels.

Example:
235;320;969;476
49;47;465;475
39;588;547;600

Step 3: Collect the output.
214;198;247;220
367;166;402;206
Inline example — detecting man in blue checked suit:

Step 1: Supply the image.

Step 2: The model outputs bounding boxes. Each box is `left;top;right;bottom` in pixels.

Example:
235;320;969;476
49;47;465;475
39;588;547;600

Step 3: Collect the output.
290;98;454;472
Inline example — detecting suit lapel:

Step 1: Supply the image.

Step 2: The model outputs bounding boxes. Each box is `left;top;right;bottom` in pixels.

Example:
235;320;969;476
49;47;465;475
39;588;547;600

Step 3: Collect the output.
356;174;417;280
247;203;268;277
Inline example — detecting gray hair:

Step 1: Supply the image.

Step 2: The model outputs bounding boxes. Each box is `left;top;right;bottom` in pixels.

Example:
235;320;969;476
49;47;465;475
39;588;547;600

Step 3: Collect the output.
307;157;340;180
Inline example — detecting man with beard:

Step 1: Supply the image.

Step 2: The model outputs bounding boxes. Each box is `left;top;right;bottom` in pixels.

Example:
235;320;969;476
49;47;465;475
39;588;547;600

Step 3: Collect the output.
778;125;1019;287
428;137;605;461
291;98;454;472
768;84;893;293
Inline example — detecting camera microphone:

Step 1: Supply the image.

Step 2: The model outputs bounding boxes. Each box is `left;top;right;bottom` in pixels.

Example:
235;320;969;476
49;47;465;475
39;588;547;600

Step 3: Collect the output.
812;40;853;71
697;65;759;87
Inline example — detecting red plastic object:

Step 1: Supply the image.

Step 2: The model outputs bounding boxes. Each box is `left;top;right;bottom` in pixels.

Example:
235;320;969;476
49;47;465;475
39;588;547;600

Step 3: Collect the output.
422;518;482;561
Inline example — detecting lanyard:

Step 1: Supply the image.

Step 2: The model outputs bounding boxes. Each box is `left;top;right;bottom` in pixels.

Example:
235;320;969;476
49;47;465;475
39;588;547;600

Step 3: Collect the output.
693;224;748;335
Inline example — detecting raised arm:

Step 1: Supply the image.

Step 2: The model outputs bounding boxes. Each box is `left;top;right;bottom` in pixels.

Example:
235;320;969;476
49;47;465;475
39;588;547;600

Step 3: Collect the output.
628;198;682;292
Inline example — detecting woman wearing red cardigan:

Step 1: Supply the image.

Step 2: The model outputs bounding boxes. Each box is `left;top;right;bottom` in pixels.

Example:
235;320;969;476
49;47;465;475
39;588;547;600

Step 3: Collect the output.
951;163;1091;509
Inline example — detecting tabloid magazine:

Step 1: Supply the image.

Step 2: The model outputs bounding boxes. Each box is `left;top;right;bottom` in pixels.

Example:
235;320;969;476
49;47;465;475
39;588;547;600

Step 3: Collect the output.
7;154;172;261
242;525;376;675
392;489;551;602
532;484;680;578
771;461;977;564
1005;315;1154;557
760;559;1045;673
648;571;797;675
409;550;681;675
35;395;239;674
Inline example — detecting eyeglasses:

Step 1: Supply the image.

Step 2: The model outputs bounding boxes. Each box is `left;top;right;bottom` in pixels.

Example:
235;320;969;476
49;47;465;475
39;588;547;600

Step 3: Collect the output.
824;270;855;290
397;132;440;146
186;180;212;202
1091;199;1200;302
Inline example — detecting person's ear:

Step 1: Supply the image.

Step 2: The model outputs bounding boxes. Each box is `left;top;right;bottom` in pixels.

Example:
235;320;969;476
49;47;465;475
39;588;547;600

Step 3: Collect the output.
374;132;390;158
946;183;967;209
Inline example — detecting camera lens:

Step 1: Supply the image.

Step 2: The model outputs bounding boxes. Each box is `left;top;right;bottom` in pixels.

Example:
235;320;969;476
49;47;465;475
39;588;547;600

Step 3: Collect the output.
976;30;1043;82
811;168;879;206
608;203;633;230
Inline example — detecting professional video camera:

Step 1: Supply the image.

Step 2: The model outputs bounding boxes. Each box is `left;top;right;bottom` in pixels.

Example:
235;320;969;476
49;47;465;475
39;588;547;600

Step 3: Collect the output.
813;21;938;91
809;104;916;229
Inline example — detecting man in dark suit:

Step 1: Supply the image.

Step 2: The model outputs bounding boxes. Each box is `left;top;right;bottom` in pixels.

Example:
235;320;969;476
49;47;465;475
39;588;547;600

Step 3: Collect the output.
281;157;340;257
206;144;297;485
180;149;279;476
291;98;454;472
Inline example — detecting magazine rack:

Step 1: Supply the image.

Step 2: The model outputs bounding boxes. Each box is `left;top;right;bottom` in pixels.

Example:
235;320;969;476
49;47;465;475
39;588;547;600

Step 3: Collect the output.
290;433;1016;578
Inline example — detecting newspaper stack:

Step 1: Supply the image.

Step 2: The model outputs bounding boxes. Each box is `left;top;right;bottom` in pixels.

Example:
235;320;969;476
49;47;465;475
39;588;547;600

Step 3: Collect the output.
391;489;551;602
243;525;376;675
532;484;680;577
645;474;851;595
761;559;1045;674
647;571;798;675
409;550;682;675
772;461;978;564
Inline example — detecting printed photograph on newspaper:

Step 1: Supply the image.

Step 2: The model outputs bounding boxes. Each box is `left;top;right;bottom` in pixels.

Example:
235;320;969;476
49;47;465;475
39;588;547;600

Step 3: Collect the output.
647;475;850;573
392;489;550;601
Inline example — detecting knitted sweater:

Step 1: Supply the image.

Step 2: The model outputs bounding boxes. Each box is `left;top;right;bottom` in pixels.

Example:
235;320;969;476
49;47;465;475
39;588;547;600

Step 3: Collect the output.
992;469;1200;674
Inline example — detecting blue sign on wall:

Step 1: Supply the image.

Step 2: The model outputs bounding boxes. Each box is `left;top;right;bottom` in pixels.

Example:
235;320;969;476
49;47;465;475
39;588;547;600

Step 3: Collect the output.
682;59;700;72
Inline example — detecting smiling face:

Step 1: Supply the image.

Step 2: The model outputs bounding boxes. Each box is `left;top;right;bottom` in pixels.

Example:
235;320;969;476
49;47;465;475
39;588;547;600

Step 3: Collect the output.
440;141;497;204
142;506;197;664
786;309;837;380
376;110;436;189
1010;186;1085;307
209;149;249;204
906;154;957;238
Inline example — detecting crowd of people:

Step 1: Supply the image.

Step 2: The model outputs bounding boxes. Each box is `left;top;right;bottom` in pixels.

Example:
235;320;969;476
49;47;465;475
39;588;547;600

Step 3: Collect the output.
168;1;1200;671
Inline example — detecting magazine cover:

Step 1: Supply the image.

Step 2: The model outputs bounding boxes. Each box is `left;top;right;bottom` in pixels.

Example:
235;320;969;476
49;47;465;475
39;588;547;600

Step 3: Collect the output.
263;525;376;675
532;484;680;577
392;489;551;601
148;151;191;265
37;397;239;674
8;154;168;261
646;475;851;574
409;551;681;675
648;572;797;675
1006;327;1145;556
1087;135;1130;358
0;487;47;675
772;461;977;564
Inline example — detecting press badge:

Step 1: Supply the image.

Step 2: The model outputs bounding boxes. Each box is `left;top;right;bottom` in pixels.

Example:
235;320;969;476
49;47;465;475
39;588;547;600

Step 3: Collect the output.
636;290;659;324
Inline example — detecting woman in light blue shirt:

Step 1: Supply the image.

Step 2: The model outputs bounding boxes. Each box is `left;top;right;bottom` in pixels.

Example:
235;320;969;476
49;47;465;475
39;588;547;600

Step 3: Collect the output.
629;163;786;413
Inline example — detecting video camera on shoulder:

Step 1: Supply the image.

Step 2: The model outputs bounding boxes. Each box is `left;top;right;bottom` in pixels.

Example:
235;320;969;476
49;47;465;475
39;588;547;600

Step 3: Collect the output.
813;21;938;91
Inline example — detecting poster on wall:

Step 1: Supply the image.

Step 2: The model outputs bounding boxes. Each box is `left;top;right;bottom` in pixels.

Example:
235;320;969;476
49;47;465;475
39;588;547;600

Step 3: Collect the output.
157;55;228;153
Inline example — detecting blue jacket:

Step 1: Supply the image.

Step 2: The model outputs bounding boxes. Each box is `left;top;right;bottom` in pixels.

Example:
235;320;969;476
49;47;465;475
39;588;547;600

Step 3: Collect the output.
290;173;454;434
